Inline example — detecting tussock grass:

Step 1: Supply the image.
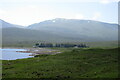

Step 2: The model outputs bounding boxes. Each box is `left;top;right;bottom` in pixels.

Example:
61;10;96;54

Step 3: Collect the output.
2;48;118;79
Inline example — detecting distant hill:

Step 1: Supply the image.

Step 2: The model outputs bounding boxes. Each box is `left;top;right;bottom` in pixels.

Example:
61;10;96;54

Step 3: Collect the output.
1;18;118;45
0;19;24;28
2;27;77;44
27;18;118;41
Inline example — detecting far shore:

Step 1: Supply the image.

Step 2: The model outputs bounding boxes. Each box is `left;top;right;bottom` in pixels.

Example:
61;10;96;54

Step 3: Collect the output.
2;47;61;56
17;48;61;56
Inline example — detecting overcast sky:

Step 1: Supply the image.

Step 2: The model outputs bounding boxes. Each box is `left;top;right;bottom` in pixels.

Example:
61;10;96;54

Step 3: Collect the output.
0;0;119;26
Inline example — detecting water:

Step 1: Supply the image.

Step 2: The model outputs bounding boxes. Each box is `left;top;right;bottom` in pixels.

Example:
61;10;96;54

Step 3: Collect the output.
0;48;33;60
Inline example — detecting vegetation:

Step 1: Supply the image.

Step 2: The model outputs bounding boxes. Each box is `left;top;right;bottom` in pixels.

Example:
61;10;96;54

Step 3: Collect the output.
2;47;118;79
35;43;88;48
2;40;118;48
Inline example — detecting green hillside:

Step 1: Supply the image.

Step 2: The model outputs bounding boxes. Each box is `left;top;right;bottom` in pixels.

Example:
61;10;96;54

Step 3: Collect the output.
2;48;118;79
2;27;81;44
28;18;118;41
1;19;118;48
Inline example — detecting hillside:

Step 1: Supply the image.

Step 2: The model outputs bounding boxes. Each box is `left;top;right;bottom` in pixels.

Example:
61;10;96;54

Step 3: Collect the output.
1;18;118;47
2;27;79;44
28;18;118;41
2;48;118;78
0;19;24;28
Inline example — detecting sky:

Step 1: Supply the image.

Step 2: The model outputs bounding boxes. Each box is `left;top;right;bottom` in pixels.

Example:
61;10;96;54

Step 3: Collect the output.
0;0;119;26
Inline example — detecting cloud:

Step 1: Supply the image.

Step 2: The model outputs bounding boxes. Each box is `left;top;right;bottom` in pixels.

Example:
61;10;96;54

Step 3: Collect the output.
0;9;6;16
0;0;117;26
75;14;84;19
0;0;101;3
100;0;110;4
0;5;57;26
1;0;119;4
51;13;84;20
92;12;101;20
100;0;119;4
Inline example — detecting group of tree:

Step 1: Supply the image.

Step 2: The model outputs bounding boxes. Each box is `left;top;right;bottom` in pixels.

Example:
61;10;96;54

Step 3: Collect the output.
34;43;89;48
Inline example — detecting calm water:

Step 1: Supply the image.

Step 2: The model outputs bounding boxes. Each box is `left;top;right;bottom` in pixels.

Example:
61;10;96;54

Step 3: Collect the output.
0;48;33;60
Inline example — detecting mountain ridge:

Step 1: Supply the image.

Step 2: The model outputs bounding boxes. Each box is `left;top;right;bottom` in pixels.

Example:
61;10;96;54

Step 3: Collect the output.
1;18;118;43
0;19;24;28
27;18;118;41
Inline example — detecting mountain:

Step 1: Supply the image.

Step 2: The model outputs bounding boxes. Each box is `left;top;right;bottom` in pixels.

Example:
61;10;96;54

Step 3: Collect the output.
1;18;118;45
1;19;81;44
0;19;24;28
27;18;118;41
2;27;78;44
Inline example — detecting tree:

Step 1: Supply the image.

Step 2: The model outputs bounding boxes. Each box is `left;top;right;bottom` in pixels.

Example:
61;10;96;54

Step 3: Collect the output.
35;43;39;47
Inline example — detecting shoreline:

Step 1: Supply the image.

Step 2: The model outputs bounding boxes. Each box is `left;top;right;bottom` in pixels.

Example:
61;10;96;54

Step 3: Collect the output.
1;47;62;56
16;48;61;56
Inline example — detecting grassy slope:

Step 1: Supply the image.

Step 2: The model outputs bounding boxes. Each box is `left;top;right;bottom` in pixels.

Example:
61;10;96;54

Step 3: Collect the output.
2;41;118;48
86;41;118;48
2;27;83;46
2;48;118;79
